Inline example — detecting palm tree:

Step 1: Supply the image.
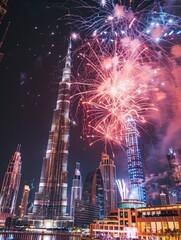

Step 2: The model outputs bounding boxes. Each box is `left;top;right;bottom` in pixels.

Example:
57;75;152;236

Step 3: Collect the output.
164;228;181;240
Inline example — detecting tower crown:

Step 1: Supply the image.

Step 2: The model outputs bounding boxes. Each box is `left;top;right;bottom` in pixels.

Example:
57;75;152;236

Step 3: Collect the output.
62;40;71;83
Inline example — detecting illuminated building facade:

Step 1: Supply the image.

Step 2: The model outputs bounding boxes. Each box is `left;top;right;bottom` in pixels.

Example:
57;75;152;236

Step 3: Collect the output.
90;200;145;238
31;43;72;224
0;145;22;223
125;119;146;203
99;153;117;216
19;185;30;217
90;201;181;240
70;162;82;217
82;169;105;219
136;204;181;239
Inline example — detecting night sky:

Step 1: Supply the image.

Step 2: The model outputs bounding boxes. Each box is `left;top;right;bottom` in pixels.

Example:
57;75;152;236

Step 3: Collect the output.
0;0;120;206
0;0;180;208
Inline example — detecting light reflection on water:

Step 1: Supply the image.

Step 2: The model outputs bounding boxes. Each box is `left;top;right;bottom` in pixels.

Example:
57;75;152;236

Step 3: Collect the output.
0;234;80;240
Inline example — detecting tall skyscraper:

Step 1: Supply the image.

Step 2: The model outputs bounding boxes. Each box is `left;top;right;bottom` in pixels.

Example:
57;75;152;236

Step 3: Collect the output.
125;118;146;203
70;162;82;217
82;169;105;219
19;185;30;217
92;168;105;219
0;145;22;222
31;42;72;223
99;153;117;216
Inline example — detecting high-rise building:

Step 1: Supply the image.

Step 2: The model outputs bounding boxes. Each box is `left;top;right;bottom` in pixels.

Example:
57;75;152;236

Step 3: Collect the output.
125;118;146;203
19;185;30;217
70;162;82;217
167;147;181;187
30;42;72;226
92;168;105;219
99;152;117;216
0;145;22;223
82;169;105;219
74;199;99;228
82;171;95;203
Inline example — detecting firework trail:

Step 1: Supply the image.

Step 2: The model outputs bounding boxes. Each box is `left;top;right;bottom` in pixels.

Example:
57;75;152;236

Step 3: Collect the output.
116;179;129;201
67;0;181;149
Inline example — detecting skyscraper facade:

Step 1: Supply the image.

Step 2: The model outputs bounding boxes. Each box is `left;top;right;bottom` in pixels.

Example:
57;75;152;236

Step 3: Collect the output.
125;118;146;203
99;153;117;216
92;168;105;219
19;185;30;217
31;43;72;221
70;162;82;217
0;145;22;221
82;169;105;219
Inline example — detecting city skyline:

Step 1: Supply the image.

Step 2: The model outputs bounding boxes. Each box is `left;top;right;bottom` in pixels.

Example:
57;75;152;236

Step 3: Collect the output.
0;0;181;210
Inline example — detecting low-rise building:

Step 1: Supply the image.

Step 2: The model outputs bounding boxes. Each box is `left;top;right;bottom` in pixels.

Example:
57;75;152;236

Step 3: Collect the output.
90;200;181;240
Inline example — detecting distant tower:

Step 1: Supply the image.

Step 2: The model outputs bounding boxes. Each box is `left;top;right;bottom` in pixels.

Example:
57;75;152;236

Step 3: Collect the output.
125;118;146;203
0;145;22;216
167;147;181;186
160;191;167;206
82;169;105;219
19;185;30;217
70;162;82;217
99;153;117;216
32;42;72;223
27;178;35;214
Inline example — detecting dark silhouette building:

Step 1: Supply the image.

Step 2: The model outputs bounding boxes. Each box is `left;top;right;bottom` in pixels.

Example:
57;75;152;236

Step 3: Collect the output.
74;199;99;228
82;169;105;219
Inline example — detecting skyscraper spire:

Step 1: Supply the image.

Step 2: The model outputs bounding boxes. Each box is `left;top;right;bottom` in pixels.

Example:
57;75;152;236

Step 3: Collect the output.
31;41;72;225
0;145;22;224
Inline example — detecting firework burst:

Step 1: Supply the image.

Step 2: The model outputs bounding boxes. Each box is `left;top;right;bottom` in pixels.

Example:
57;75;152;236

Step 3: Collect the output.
67;0;181;149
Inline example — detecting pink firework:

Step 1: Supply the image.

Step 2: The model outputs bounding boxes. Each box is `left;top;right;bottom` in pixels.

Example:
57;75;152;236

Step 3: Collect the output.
68;0;181;148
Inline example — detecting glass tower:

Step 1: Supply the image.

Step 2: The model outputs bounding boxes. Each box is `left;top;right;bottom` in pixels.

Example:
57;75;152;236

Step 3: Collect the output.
125;118;146;203
82;169;105;219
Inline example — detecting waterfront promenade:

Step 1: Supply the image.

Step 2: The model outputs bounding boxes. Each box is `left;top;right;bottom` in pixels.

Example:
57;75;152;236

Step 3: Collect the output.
0;231;81;240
